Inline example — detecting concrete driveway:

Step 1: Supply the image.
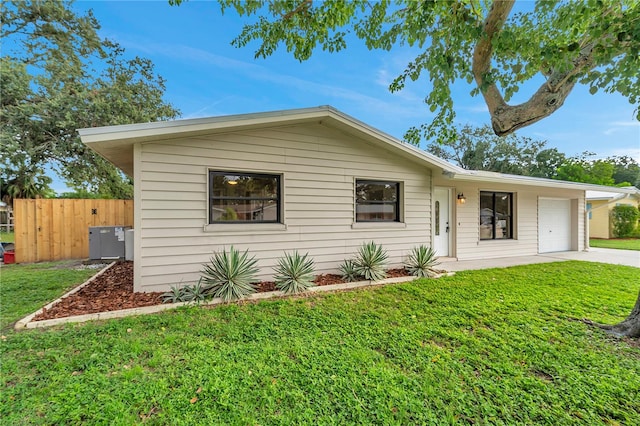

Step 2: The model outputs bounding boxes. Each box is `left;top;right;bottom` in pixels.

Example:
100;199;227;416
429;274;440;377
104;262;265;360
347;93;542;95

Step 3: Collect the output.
440;247;640;272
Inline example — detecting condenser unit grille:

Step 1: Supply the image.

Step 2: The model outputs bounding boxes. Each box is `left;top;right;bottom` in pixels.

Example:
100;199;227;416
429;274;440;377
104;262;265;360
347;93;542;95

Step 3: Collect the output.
89;226;131;260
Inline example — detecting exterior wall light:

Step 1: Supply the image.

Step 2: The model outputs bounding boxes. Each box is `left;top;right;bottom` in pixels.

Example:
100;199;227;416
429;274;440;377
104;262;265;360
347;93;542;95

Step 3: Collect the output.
457;193;466;204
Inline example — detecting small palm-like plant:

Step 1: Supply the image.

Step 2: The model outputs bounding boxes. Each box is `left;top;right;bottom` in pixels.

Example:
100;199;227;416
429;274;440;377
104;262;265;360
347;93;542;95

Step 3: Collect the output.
339;259;360;282
182;279;208;303
354;241;388;281
161;285;184;304
404;245;440;277
274;251;315;294
201;246;259;302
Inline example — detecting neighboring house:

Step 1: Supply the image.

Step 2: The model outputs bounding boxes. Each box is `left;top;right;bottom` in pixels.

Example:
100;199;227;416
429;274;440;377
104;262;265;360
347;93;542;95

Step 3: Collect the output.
586;188;640;239
79;106;636;292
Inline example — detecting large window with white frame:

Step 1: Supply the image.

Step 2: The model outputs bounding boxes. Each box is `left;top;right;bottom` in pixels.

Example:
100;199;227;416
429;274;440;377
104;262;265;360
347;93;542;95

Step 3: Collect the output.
355;180;400;222
480;191;513;240
209;171;280;223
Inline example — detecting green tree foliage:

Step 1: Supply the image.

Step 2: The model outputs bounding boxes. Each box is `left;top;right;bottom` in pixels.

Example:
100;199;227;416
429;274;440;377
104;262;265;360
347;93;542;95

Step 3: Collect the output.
556;153;616;186
1;0;180;205
553;153;640;187
427;124;566;178
608;156;640;189
610;204;640;238
170;0;640;143
56;188;112;199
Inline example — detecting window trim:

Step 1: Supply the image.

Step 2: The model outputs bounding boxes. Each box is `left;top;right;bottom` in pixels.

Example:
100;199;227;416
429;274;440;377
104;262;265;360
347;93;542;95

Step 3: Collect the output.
208;170;281;224
480;191;514;240
355;179;401;223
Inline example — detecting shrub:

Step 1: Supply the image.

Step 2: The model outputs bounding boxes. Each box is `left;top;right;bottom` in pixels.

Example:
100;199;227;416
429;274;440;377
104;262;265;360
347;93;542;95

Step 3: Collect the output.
161;280;209;304
182;279;208;303
274;251;315;294
404;245;440;277
161;285;184;304
201;246;259;302
611;205;640;238
354;241;388;281
339;259;360;282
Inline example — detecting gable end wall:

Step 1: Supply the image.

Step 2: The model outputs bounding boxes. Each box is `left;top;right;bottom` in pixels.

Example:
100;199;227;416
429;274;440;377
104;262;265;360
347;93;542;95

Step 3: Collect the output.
135;123;433;292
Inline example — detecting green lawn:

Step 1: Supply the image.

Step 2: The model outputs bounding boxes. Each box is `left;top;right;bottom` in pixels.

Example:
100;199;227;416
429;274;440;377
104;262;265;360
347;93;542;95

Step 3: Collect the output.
0;262;96;330
0;230;14;243
590;238;640;251
1;262;639;424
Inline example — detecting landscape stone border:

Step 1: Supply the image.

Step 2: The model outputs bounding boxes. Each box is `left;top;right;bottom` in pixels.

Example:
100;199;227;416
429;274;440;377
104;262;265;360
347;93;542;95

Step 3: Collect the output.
15;264;455;330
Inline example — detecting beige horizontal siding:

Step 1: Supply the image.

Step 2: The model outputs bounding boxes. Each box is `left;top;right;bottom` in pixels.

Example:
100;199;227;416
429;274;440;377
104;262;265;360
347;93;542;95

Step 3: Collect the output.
435;179;585;260
136;123;432;292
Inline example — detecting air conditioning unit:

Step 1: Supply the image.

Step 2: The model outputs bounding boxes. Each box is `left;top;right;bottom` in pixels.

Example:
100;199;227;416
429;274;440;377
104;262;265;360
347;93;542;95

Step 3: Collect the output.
89;226;131;260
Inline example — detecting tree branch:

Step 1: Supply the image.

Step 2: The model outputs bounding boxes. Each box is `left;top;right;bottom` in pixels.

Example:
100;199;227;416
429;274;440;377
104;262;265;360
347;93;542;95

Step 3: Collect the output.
473;2;632;136
282;0;313;20
472;0;514;120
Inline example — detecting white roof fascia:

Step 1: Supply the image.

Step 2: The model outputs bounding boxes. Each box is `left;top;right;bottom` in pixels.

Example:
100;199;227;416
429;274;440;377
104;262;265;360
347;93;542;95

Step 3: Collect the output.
586;190;629;201
446;170;640;193
78;107;333;144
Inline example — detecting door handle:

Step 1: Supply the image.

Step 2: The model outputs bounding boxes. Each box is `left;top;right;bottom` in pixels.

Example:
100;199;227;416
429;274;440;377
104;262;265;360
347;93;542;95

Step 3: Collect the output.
446;222;450;233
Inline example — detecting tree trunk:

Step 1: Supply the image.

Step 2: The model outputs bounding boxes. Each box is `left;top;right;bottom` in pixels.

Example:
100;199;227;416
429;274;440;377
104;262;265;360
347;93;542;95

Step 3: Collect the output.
594;290;640;338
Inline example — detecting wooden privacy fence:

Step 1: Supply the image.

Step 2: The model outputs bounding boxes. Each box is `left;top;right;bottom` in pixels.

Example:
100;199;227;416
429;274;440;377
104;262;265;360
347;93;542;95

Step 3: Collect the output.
13;199;133;263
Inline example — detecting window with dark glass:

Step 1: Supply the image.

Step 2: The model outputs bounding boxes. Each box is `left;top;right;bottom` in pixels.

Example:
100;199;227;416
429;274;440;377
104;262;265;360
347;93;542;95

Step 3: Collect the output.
435;201;440;235
480;191;513;240
209;171;280;223
355;180;400;222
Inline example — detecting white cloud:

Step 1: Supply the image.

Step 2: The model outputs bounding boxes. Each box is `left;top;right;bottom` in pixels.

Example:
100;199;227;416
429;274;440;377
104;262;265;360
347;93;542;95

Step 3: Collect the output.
375;69;392;88
596;147;640;163
461;103;489;113
603;120;640;136
122;39;430;123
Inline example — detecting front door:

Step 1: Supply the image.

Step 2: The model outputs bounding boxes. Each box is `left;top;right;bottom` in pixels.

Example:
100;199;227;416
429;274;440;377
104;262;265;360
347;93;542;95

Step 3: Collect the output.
433;187;451;257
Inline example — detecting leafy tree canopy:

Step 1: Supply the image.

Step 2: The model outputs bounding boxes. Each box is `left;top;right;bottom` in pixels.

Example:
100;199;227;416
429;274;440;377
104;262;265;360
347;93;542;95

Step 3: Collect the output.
556;152;640;187
170;0;639;144
1;0;180;204
427;124;566;178
430;126;640;188
608;155;640;188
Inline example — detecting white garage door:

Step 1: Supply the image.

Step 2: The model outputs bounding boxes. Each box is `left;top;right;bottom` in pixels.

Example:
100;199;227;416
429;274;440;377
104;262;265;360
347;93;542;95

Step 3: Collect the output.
538;198;572;253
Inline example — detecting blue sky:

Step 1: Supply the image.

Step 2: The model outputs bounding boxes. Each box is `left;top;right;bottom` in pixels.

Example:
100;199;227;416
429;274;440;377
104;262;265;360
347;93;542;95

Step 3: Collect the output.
59;1;639;191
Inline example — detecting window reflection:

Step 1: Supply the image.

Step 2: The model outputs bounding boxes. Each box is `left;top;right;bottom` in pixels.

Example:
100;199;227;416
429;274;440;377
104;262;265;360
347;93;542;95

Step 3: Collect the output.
480;192;513;240
209;172;280;223
435;201;440;236
355;180;400;222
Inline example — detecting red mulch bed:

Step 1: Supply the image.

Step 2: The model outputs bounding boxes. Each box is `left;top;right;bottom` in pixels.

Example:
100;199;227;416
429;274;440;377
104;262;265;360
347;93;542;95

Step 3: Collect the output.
33;262;164;321
32;262;413;321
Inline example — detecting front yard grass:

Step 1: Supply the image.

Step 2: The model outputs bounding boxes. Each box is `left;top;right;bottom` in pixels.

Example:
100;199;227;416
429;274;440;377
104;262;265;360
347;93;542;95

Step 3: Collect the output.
590;238;640;251
1;261;639;424
0;230;14;243
0;262;96;330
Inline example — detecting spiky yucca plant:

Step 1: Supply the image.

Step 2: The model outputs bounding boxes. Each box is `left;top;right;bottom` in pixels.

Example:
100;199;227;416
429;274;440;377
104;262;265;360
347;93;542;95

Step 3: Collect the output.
201;246;259;302
404;245;440;277
339;259;360;282
274;251;315;294
182;279;208;303
354;241;388;281
161;285;184;304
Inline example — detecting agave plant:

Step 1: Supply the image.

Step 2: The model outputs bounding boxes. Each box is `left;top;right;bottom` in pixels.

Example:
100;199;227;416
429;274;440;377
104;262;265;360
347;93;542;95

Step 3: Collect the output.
339;258;361;282
182;279;209;303
354;241;388;281
201;246;259;302
404;245;440;278
274;251;315;294
161;285;185;304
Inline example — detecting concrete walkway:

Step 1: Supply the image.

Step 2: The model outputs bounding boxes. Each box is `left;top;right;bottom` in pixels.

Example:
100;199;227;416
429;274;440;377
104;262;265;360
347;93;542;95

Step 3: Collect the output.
440;247;640;272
